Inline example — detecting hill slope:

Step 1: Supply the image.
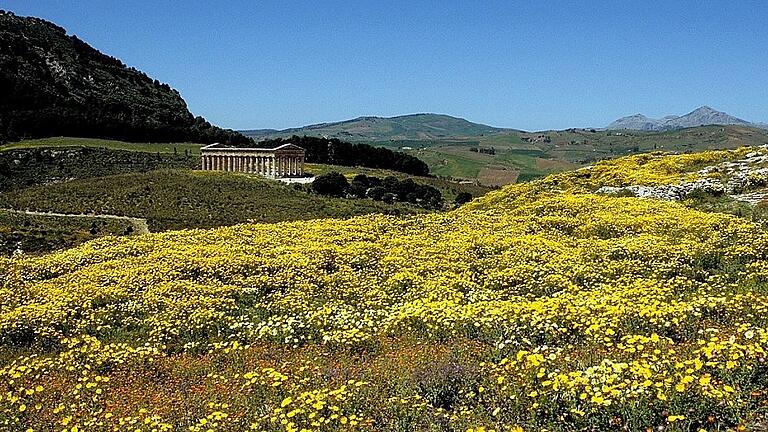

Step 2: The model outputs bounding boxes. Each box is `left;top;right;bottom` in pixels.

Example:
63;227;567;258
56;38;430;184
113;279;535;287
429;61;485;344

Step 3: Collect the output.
1;147;768;430
0;10;249;144
242;113;507;141
607;106;763;131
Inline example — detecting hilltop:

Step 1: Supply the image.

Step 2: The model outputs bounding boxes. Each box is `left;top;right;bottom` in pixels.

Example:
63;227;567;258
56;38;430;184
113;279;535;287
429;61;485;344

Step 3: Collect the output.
242;113;508;141
1;146;767;430
0;10;249;145
607;106;766;131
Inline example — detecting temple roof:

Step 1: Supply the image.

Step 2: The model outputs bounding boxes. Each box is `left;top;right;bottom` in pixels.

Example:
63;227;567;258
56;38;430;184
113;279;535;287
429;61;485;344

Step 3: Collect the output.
201;143;304;152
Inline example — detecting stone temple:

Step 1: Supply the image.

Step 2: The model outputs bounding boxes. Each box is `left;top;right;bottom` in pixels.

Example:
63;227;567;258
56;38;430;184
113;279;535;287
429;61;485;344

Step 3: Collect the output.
200;143;305;178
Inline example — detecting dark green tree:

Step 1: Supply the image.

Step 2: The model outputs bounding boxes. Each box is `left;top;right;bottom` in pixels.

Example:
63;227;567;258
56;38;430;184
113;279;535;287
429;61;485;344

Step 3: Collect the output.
311;172;349;197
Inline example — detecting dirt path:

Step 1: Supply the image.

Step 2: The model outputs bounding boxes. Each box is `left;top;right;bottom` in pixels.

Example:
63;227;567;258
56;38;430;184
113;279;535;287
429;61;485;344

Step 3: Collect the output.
0;208;150;234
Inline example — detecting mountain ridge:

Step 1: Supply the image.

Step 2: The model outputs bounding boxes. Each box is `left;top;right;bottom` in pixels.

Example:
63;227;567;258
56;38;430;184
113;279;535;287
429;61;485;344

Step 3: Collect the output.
0;10;251;145
607;106;764;131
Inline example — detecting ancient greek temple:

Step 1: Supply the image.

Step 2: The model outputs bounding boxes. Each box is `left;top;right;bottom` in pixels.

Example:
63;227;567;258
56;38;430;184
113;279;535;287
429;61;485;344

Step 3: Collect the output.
200;143;305;178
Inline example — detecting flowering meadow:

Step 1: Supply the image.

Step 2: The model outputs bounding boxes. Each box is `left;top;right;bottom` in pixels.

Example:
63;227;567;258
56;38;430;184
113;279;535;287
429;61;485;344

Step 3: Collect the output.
1;147;767;431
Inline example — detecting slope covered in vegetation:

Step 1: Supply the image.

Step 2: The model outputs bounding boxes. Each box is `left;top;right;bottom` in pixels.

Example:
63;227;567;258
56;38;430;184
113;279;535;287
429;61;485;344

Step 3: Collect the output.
0;11;250;145
1;148;767;431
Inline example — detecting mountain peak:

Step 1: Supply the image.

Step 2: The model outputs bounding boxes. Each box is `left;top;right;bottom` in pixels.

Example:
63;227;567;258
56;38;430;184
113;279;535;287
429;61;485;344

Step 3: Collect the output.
608;107;761;131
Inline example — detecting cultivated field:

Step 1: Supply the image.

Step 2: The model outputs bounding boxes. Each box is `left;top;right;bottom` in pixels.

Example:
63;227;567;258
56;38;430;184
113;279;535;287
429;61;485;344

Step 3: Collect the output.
1;147;767;430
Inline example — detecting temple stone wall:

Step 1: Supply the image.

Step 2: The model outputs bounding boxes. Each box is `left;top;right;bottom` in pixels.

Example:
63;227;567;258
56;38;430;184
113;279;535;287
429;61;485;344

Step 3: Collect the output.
200;143;305;178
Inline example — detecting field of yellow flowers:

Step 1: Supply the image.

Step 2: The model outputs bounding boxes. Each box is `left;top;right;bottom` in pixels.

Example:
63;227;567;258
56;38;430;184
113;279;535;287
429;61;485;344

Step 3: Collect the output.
1;147;767;431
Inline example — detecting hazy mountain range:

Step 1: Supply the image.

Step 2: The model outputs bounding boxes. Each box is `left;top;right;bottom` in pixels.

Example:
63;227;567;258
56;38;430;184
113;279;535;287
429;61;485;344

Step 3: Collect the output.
606;106;768;131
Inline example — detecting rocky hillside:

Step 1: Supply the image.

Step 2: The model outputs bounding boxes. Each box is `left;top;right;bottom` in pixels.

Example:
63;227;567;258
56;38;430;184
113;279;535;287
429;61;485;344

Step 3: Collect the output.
0;10;250;145
607;106;764;131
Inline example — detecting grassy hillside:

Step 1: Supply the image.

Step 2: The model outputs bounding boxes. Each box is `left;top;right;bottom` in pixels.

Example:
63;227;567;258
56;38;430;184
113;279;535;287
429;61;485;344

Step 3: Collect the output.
0;169;423;232
1;146;768;430
0;136;204;155
0;140;489;255
243;113;505;141
0;209;131;255
0;144;198;191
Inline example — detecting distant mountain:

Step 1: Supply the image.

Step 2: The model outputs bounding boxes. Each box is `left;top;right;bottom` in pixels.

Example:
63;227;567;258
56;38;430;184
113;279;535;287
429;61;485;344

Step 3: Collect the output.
0;10;250;144
242;114;508;141
607;106;764;131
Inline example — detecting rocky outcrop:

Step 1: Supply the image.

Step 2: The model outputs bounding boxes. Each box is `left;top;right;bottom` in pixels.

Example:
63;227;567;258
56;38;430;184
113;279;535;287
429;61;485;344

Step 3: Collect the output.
597;148;768;204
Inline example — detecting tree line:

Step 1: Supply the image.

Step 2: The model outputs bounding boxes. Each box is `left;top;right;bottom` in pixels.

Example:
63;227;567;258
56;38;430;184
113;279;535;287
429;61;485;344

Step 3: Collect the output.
312;172;443;209
257;135;430;176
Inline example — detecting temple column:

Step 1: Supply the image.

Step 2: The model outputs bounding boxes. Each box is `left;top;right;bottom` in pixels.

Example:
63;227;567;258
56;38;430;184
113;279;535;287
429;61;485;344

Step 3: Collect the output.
247;156;253;173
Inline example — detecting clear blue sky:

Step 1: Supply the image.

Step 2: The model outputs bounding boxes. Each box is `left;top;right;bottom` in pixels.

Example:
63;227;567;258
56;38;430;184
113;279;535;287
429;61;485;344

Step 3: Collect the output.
4;0;768;131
